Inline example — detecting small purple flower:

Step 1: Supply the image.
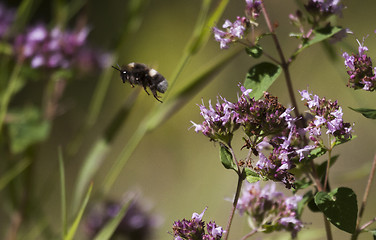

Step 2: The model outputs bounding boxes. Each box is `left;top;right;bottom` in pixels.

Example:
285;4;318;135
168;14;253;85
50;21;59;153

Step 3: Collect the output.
172;208;224;240
299;89;353;144
342;38;376;91
237;182;303;238
212;16;249;49
0;3;15;39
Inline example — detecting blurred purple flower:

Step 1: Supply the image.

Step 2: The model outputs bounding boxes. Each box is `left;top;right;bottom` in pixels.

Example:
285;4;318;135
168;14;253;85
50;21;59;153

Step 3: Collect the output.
245;0;262;20
305;0;344;20
14;23;109;70
85;198;159;240
237;182;303;238
0;3;15;39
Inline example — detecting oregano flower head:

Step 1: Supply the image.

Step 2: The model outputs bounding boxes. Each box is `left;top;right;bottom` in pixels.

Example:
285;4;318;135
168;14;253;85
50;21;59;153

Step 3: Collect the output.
237;182;303;238
342;39;376;91
172;208;225;240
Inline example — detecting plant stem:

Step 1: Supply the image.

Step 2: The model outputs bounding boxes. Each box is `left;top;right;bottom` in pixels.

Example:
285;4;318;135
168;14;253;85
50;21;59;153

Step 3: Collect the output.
223;172;245;240
352;154;376;240
309;158;333;240
240;229;257;240
323;148;332;191
260;2;300;117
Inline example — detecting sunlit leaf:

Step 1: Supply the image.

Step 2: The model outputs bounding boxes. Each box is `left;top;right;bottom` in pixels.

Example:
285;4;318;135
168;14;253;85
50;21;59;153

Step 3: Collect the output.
245;168;261;183
244;62;282;100
291;25;342;60
65;183;93;240
219;144;236;171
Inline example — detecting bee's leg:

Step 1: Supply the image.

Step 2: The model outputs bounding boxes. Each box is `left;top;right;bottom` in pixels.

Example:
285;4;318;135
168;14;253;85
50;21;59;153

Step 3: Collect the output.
143;85;150;95
151;89;163;103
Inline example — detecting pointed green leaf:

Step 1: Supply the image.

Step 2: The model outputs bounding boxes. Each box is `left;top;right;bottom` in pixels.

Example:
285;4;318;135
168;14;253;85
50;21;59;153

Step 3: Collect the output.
65;183;93;240
93;199;132;240
58;148;67;237
349;107;376;119
291;26;342;60
304;147;327;162
245;168;261;183
314;187;357;233
244;62;282;100
219;144;236;171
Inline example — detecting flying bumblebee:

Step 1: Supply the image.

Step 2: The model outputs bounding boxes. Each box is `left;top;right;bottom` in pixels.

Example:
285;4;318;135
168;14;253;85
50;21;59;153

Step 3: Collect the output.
112;62;168;103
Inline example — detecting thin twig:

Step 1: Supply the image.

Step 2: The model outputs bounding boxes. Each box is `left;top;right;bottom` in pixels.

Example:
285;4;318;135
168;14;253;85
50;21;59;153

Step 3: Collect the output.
352;154;376;240
223;172;245;240
240;229;258;240
260;2;300;117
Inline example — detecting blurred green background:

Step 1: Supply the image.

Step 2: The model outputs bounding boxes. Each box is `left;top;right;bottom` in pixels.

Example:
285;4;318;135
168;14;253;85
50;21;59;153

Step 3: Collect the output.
2;0;376;239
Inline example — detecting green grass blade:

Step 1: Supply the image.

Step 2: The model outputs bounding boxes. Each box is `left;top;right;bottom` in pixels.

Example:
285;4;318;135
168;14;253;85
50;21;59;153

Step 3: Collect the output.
72;139;109;213
93;198;133;240
58;147;67;237
65;183;93;240
0;158;31;191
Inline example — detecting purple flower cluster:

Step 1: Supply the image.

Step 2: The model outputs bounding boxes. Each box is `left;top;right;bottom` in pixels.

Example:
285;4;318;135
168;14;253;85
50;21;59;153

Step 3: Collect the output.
212;16;249;49
191;85;291;143
299;89;353;144
0;3;15;39
13;24;109;70
237;182;303;238
172;208;225;240
305;0;344;20
192;85;314;188
212;0;262;49
342;39;376;91
85;199;158;240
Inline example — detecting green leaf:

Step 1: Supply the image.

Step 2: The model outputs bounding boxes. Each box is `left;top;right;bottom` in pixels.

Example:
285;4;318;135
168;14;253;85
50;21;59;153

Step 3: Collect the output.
245;168;261;183
305;147;327;162
349;107;376;119
219;144;236;171
8;106;50;154
314;187;357;233
245;45;263;58
291;25;342;60
58;148;67;238
0;158;31;191
93;199;132;240
65;183;93;240
244;62;282;100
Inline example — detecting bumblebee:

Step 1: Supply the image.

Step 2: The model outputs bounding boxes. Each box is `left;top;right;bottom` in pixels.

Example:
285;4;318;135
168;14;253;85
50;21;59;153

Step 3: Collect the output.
112;62;168;102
